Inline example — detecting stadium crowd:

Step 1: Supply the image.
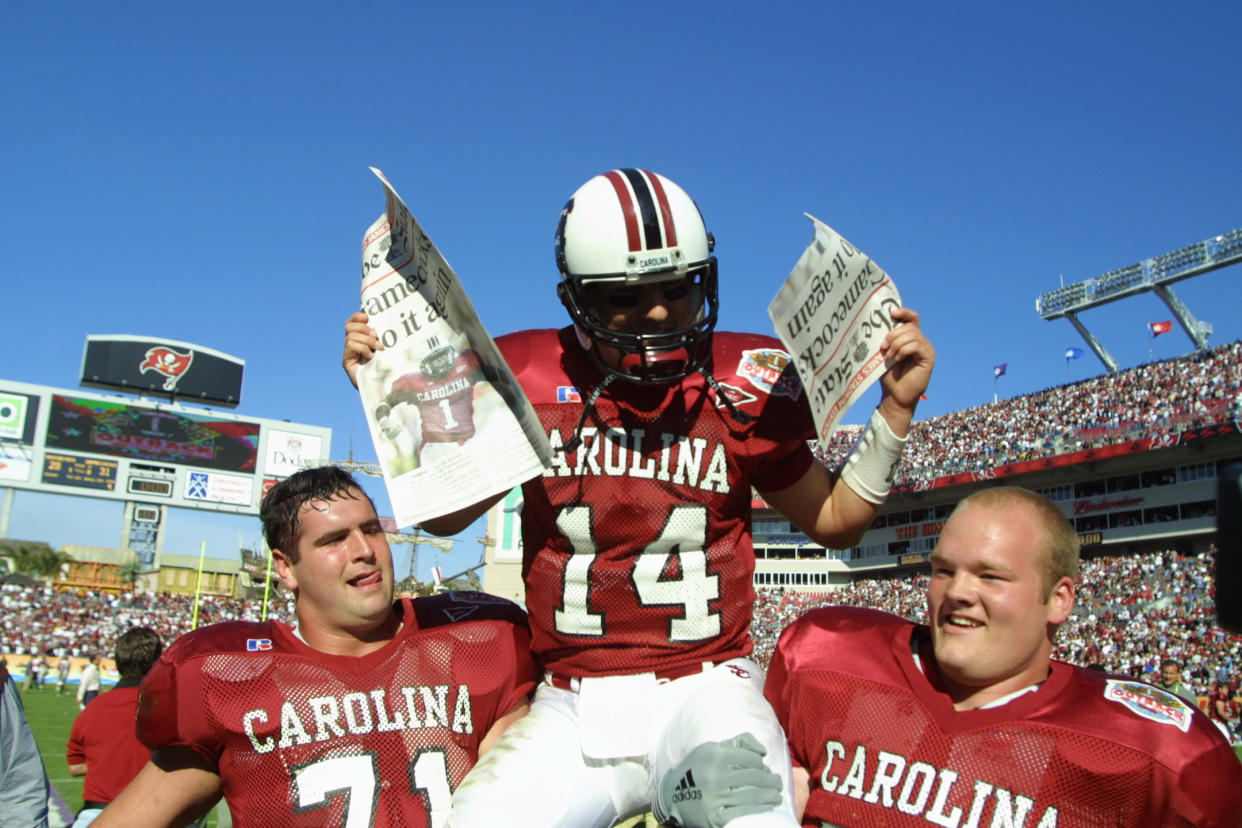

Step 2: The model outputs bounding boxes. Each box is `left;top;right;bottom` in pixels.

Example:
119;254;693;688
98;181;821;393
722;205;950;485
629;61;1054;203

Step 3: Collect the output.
816;339;1242;487
0;588;293;660
5;546;1236;718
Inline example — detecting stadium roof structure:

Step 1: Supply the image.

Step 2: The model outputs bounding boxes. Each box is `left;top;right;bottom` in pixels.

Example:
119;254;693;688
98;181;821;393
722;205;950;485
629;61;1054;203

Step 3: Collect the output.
1036;227;1242;373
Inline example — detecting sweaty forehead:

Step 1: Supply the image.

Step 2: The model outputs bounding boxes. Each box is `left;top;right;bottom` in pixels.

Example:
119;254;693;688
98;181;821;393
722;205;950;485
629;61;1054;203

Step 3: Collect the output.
295;490;371;529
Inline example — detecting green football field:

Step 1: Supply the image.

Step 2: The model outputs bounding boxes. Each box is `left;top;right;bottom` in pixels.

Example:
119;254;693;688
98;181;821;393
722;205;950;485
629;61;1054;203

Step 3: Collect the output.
19;686;229;827
18;684;1242;826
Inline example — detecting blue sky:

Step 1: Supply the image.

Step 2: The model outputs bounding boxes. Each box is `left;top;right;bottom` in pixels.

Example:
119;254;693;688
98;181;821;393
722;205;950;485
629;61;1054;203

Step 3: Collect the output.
2;1;1239;581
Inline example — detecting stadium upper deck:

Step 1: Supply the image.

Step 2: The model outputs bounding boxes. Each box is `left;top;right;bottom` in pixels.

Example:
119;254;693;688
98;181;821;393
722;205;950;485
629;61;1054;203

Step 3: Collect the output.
754;340;1242;590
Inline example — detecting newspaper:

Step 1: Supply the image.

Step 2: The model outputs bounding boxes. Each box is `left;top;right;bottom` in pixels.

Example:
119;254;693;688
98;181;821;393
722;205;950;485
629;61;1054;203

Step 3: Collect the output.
768;214;903;444
355;168;551;528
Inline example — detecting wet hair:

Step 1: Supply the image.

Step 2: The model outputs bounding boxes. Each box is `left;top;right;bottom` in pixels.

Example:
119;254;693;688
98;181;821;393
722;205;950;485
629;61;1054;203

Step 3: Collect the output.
951;486;1079;598
114;627;162;680
260;465;375;563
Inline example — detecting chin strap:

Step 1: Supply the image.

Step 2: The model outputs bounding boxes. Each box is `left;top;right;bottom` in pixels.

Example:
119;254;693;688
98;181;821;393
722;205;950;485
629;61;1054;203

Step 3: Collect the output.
560;364;751;457
561;373;619;454
697;366;752;426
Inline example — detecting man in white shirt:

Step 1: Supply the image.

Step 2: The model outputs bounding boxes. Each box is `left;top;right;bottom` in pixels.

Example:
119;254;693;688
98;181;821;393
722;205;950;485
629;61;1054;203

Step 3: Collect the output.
76;654;101;709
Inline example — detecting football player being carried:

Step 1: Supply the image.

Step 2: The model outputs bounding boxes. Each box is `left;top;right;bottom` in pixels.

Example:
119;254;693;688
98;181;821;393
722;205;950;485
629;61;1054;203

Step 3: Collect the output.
93;465;535;828
765;486;1242;827
343;169;935;827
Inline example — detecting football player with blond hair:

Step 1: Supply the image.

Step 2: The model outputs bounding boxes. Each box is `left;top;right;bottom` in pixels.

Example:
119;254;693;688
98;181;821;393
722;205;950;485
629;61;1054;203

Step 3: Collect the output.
766;487;1242;826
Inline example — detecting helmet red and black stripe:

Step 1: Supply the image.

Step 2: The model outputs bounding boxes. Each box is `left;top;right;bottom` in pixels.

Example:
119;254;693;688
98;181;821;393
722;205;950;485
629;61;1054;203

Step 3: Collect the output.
555;169;718;383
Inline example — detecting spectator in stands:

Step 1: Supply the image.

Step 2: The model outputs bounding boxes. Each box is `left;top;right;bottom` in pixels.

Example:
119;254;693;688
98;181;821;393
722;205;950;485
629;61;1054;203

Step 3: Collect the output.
1160;658;1196;705
765;487;1242;825
0;660;50;827
1208;678;1237;743
76;653;100;709
813;339;1242;490
67;627;187;828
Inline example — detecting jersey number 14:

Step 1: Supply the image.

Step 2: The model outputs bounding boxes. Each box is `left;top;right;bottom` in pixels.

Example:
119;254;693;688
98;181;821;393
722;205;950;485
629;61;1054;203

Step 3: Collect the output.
553;503;721;642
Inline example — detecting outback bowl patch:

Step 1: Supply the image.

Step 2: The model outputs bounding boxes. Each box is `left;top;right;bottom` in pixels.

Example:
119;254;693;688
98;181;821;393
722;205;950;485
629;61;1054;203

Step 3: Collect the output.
737;349;803;400
1103;679;1194;732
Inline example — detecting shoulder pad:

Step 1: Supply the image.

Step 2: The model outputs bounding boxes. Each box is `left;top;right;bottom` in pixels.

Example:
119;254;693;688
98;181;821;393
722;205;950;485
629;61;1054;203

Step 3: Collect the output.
412;591;530;631
163;620;279;661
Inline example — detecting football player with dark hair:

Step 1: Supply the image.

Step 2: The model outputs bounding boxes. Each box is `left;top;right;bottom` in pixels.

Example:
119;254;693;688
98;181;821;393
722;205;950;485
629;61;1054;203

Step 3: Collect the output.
344;169;934;827
93;465;536;828
68;627;166;826
765;487;1242;826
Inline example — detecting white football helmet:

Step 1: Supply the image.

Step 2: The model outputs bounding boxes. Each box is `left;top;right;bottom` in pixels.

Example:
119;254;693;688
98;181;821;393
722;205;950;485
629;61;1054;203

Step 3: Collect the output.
555;168;718;383
420;336;457;380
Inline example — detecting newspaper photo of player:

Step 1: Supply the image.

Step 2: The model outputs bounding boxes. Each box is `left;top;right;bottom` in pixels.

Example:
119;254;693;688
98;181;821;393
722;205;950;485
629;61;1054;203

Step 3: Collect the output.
369;335;508;476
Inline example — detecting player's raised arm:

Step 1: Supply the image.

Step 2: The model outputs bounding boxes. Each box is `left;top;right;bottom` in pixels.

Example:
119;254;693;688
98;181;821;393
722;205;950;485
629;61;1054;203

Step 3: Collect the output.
762;305;933;549
416;489;506;536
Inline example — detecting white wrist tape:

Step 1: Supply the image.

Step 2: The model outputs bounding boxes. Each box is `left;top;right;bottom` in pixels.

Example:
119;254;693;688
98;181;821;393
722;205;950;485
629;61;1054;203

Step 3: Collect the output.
839;409;907;504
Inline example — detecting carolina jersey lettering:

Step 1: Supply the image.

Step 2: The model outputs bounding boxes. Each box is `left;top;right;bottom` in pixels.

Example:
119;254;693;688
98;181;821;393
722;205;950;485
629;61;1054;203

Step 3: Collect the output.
765;607;1242;827
137;595;535;828
496;327;815;677
240;683;475;753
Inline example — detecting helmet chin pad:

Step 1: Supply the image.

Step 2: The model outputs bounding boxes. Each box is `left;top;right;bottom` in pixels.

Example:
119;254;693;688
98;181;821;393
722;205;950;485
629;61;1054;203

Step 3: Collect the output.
618;346;693;381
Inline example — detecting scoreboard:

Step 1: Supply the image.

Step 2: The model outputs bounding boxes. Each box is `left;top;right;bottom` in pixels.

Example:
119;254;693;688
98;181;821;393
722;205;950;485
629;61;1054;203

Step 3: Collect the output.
0;379;330;515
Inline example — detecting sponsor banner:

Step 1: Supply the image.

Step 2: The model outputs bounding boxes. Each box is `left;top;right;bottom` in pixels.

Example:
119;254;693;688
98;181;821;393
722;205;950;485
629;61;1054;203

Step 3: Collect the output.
0;389;39;442
0;393;28;439
0;441;34;482
768;215;903;442
761;533;812;546
264;429;324;477
185;470;254;506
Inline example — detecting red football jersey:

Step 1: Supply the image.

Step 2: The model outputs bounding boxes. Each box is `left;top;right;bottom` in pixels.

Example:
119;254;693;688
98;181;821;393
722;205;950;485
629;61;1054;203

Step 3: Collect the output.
765;606;1242;827
136;594;535;828
387;350;483;443
497;327;815;677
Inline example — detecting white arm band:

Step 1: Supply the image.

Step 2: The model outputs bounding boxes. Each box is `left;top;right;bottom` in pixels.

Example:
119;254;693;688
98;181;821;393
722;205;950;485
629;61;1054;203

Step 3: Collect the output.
839;409;907;505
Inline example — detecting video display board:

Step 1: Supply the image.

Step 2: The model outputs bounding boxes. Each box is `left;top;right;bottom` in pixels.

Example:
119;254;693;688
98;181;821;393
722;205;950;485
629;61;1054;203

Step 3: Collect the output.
0;377;330;516
47;395;259;473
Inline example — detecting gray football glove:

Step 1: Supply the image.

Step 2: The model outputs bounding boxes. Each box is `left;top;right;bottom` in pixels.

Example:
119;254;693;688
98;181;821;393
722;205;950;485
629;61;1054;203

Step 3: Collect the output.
653;733;784;828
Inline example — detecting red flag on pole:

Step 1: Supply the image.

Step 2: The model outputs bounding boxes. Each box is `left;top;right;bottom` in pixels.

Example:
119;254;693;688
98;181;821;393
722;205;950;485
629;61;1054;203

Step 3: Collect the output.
1149;321;1172;336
